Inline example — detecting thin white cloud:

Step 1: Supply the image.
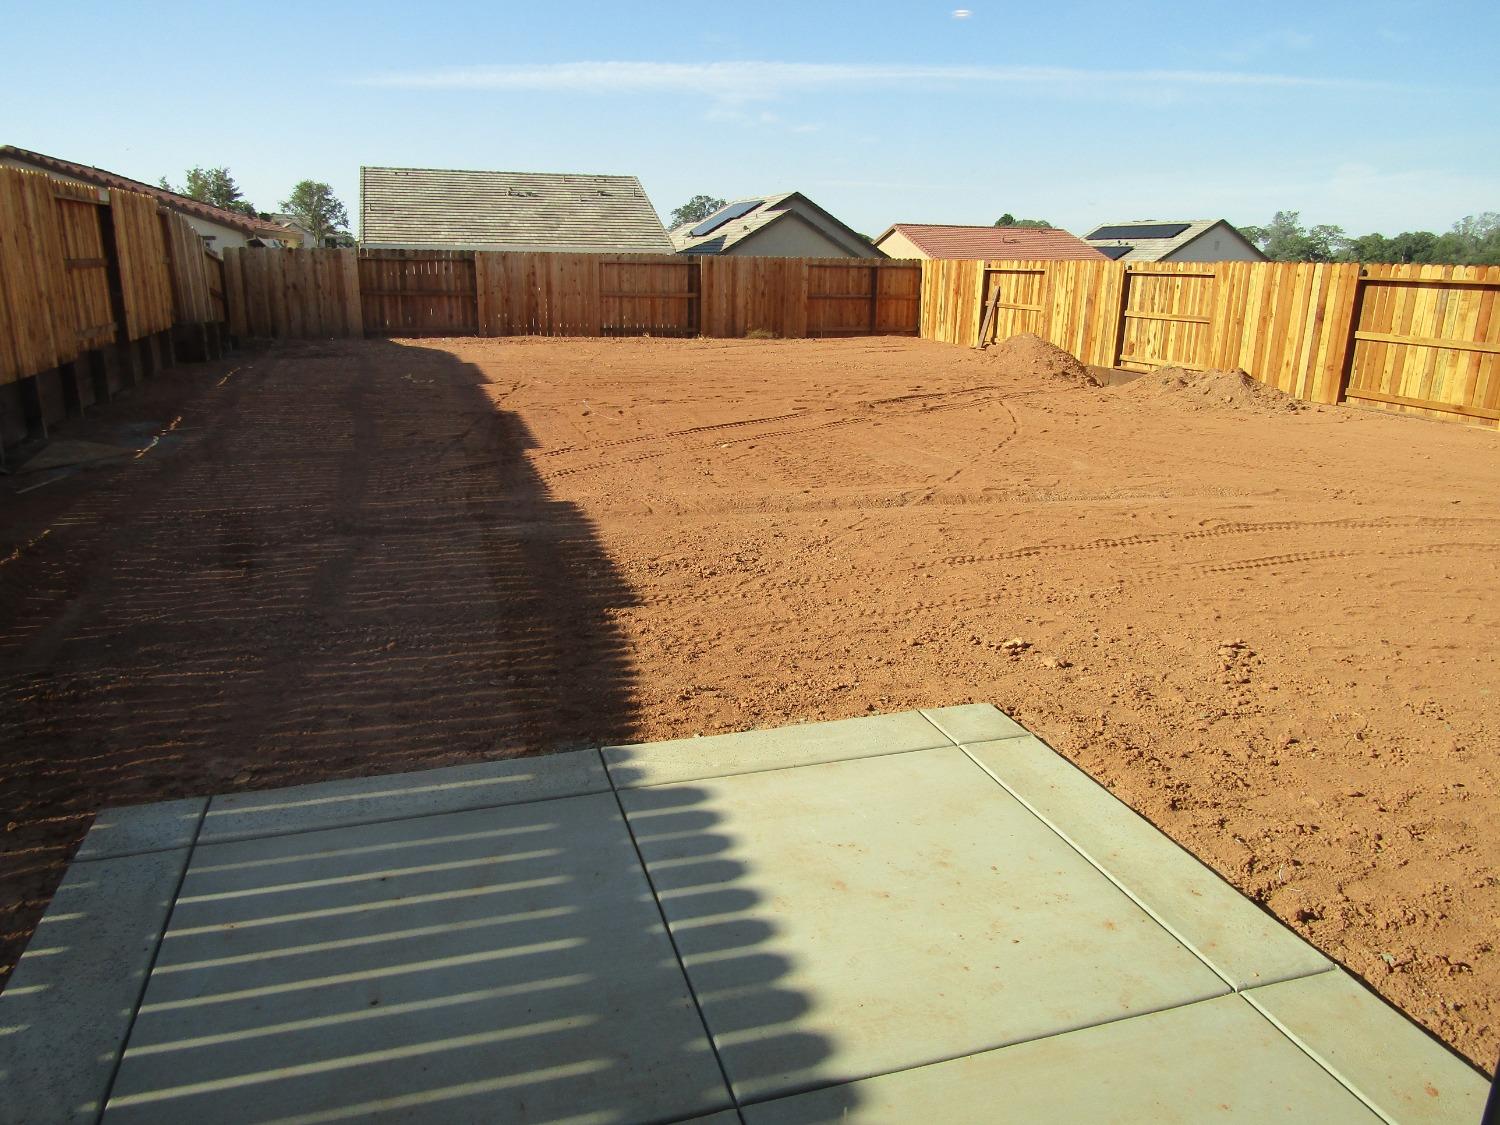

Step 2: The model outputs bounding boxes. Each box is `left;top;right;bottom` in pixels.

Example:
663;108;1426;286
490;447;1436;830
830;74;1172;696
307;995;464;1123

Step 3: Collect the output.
356;60;1377;101
952;9;973;18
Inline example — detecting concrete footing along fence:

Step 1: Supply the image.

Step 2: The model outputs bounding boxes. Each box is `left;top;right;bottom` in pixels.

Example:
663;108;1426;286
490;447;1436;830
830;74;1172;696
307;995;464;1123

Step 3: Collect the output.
921;257;1500;428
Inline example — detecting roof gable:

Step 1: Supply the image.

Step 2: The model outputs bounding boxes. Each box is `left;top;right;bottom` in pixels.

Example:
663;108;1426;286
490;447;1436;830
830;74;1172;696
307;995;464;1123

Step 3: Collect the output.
359;166;673;252
877;224;1106;261
671;192;880;256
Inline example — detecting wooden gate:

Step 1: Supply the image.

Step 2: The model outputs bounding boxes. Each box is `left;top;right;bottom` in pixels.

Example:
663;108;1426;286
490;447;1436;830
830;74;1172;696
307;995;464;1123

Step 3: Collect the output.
977;264;1047;346
1343;267;1500;425
1116;264;1216;371
360;250;477;336
600;256;697;336
806;262;921;337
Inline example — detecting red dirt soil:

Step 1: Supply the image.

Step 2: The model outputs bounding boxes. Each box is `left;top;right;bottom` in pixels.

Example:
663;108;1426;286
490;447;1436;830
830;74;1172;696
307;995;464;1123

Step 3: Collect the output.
1;336;1497;1072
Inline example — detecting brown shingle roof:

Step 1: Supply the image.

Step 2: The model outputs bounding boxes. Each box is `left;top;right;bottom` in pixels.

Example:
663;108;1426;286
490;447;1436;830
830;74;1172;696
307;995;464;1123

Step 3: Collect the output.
0;145;293;238
878;224;1106;261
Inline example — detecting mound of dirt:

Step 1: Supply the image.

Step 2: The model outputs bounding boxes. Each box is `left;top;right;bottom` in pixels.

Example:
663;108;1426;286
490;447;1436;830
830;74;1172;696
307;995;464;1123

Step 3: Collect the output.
987;333;1101;386
1122;366;1304;414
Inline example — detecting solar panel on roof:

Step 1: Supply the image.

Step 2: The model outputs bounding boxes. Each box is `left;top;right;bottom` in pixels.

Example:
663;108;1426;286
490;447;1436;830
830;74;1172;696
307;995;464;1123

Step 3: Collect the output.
1097;245;1133;260
688;200;761;237
1087;223;1191;241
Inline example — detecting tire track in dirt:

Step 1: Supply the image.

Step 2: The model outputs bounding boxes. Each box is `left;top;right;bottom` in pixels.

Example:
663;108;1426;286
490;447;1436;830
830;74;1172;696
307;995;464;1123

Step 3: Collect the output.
539;383;1022;481
934;515;1500;569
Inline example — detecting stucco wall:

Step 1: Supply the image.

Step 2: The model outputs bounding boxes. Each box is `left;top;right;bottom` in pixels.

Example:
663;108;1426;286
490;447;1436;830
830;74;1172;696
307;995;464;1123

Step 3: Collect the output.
1163;226;1264;262
873;230;928;259
734;213;873;258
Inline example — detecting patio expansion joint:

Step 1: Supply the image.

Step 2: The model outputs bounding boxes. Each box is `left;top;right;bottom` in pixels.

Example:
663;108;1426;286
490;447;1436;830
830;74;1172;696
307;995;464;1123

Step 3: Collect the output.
954;741;1256;998
1238;982;1402;1125
599;747;744;1122
93;797;209;1123
194;775;615;848
729;990;1270;1114
602;735;964;792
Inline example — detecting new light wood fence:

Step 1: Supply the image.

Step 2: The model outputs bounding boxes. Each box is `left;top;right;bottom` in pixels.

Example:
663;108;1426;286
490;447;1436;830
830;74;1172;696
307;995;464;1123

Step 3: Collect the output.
222;248;923;343
921;257;1500;427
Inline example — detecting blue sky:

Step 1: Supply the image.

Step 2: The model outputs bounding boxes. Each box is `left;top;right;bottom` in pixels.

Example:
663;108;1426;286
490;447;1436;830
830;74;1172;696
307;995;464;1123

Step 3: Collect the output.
4;0;1496;238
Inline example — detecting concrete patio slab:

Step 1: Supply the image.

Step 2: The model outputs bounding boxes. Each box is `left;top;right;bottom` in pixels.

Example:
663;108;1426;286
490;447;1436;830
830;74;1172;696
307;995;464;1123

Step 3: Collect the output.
619;746;1229;1102
75;797;207;861
741;993;1384;1123
105;793;730;1124
1246;971;1490;1124
965;735;1332;990
1;707;1486;1124
198;748;608;844
0;849;190;1124
604;709;948;788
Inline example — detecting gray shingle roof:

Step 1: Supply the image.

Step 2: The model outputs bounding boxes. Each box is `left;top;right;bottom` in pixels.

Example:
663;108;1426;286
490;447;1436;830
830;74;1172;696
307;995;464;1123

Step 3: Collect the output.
360;166;673;252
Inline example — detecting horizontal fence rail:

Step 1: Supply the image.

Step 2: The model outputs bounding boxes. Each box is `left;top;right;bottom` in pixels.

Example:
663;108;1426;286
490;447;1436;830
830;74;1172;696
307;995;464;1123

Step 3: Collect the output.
920;257;1500;428
222;248;924;343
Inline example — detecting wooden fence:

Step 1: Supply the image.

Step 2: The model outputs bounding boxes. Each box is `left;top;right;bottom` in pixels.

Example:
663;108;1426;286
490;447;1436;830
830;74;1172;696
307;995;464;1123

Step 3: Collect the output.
0;164;224;387
222;248;923;342
921;257;1500;427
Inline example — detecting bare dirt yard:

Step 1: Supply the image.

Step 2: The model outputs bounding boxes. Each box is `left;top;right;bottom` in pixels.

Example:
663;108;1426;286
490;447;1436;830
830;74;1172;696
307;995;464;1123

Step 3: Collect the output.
1;335;1496;1072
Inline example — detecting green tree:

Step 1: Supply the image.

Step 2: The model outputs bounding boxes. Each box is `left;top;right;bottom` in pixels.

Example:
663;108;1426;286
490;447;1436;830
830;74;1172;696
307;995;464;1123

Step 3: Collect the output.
1244;211;1345;261
1446;212;1500;264
162;166;256;216
280;181;350;246
670;195;727;228
1249;211;1498;264
994;213;1052;228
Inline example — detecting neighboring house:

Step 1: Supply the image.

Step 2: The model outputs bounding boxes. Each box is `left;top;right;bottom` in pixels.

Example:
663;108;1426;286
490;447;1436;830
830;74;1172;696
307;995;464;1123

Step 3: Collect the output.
359;166;674;253
267;213;318;247
671;193;883;258
0;145;297;250
875;223;1106;261
1081;219;1265;263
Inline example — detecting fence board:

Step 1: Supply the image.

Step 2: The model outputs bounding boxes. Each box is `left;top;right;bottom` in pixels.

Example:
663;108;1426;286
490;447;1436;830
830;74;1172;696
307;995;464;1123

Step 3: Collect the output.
111;188;173;340
55;186;114;353
0;166;76;382
162;210;217;325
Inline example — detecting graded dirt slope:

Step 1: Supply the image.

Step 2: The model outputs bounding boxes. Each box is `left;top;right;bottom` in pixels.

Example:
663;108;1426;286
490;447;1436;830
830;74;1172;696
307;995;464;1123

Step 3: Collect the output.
0;336;1496;1072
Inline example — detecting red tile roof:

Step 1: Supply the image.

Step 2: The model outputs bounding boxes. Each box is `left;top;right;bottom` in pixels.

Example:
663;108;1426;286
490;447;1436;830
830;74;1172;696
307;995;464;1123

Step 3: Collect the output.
878;223;1107;261
0;145;294;239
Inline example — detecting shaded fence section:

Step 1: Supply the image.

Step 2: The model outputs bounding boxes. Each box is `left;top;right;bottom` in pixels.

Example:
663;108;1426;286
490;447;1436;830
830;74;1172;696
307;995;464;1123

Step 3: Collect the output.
0;165;228;446
921;257;1500;427
223;249;923;342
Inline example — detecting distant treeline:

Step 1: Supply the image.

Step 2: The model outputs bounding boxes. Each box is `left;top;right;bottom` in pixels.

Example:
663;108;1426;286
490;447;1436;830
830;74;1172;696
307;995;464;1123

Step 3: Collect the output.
1239;210;1500;265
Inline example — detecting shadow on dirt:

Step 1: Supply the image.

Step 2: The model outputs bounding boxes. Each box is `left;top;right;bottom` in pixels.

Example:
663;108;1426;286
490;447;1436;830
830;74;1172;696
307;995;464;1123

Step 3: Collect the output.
0;338;637;980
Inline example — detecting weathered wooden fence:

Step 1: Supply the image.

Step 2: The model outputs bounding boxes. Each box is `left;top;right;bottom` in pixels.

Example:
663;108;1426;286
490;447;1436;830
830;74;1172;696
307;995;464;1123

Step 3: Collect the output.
921;257;1500;427
0;164;228;445
222;248;923;342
